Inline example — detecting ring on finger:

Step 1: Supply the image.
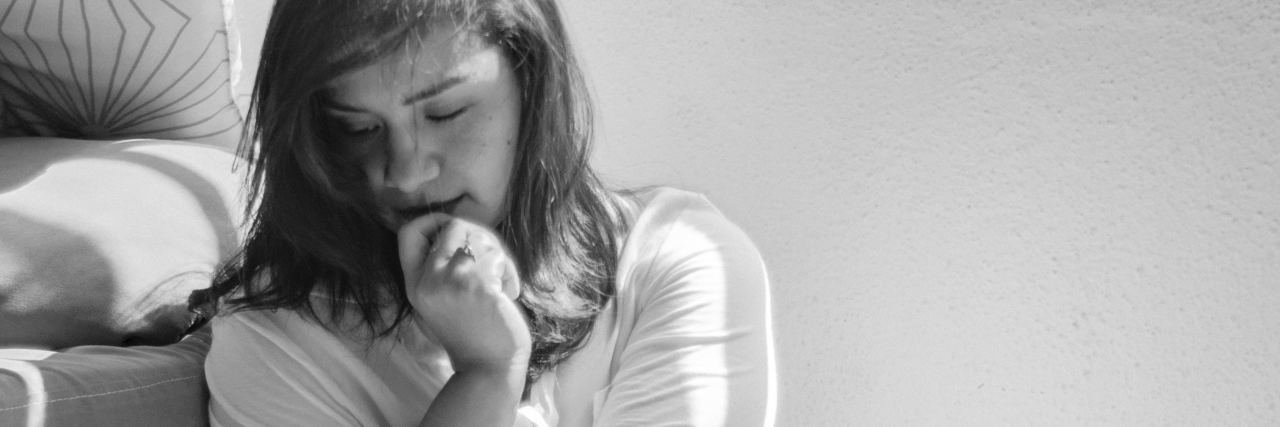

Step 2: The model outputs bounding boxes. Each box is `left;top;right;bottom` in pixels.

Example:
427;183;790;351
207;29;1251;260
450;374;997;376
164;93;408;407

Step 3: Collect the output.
455;233;476;260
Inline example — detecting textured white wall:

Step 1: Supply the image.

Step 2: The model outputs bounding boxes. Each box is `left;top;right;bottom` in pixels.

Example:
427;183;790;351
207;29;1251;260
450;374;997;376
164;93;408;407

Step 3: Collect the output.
237;1;1280;425
565;1;1280;425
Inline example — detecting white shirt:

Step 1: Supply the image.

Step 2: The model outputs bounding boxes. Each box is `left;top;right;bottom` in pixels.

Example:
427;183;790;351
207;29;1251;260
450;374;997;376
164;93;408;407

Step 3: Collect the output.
206;188;776;426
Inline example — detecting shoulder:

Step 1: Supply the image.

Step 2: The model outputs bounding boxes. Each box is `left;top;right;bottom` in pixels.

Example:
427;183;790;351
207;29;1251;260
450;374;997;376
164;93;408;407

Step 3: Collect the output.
207;307;337;366
619;186;762;265
205;303;383;401
208;294;375;350
205;305;415;425
614;186;768;303
618;187;748;245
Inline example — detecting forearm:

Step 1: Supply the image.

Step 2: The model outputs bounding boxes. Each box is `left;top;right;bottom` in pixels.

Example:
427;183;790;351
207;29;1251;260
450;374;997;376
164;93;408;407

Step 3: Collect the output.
418;365;525;427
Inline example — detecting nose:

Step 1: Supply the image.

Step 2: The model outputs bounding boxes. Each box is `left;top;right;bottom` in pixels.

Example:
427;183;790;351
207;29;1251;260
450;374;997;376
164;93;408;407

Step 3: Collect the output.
382;125;440;192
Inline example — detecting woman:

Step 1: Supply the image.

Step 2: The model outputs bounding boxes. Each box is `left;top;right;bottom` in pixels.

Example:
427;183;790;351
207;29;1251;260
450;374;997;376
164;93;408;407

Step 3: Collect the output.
199;0;775;425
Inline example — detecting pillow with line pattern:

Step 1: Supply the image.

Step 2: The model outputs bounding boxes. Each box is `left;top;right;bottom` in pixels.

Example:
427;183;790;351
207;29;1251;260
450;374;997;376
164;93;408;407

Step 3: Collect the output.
0;0;242;149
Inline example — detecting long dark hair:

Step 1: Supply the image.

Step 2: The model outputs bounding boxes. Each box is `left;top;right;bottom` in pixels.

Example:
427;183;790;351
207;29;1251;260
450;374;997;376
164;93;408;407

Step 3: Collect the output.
194;0;623;392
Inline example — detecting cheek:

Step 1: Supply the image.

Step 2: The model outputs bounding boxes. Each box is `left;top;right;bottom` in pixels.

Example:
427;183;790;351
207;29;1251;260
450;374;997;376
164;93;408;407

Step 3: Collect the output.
466;114;518;196
358;151;388;193
461;112;517;159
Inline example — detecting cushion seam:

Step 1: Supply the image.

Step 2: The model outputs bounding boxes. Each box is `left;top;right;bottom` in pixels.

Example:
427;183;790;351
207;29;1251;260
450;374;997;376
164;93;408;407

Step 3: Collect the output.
0;374;202;413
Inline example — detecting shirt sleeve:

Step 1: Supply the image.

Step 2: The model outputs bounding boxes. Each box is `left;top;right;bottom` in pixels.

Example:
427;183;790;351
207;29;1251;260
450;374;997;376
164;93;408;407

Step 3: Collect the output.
594;192;777;426
205;309;404;427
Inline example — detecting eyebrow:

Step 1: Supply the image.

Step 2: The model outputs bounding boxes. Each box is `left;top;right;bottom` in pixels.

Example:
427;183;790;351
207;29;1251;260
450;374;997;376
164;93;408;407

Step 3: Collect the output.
322;74;470;112
401;75;469;105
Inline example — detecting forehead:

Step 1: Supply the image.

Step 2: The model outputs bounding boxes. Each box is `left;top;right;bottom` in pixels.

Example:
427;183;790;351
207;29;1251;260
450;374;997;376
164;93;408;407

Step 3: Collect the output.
324;19;497;101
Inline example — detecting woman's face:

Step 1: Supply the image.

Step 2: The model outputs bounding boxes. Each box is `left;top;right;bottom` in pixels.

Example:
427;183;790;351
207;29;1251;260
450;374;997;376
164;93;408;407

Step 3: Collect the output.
321;20;521;230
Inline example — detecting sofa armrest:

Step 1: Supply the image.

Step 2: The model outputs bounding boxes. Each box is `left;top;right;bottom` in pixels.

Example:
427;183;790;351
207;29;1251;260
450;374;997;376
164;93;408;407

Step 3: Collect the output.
0;327;211;427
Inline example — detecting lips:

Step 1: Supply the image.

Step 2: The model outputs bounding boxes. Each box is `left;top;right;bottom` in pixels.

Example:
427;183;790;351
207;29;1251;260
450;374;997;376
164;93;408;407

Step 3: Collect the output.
392;195;464;225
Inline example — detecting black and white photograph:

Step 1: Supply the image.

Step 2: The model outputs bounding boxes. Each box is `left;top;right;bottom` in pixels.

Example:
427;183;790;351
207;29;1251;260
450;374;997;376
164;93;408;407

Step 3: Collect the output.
1;1;1277;425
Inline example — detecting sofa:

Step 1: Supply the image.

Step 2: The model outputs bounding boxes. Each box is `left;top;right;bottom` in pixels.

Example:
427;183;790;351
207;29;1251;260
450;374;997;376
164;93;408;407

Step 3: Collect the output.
0;1;268;424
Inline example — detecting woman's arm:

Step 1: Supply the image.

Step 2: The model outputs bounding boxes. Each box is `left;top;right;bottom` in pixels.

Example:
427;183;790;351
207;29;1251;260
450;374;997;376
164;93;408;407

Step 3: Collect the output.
595;193;776;426
418;363;524;427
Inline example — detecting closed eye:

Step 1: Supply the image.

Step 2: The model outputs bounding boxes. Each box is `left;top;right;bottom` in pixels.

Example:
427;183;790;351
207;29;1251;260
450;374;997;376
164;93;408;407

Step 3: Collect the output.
427;106;469;123
340;124;380;136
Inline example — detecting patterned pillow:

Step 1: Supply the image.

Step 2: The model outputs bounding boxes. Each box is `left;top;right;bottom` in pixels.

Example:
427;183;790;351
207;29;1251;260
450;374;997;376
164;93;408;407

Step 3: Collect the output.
0;0;242;149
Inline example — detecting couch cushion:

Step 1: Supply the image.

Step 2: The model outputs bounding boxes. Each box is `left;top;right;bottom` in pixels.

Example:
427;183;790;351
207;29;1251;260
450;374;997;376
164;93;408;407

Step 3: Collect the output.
0;137;245;348
0;326;211;426
0;0;242;149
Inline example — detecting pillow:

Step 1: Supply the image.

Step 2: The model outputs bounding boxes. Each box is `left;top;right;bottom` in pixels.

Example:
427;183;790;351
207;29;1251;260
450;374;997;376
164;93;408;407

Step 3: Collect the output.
0;326;210;426
0;0;243;150
0;137;245;349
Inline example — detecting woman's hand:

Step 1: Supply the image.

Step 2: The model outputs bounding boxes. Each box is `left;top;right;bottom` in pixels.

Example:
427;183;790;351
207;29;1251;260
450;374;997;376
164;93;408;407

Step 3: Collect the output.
398;213;529;374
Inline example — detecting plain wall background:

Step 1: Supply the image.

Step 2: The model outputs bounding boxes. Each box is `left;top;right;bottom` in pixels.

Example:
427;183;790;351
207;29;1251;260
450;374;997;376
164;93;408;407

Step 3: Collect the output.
236;1;1280;425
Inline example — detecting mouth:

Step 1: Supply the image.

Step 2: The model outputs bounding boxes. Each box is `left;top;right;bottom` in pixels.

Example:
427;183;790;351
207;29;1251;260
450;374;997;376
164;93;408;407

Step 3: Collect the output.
391;195;465;225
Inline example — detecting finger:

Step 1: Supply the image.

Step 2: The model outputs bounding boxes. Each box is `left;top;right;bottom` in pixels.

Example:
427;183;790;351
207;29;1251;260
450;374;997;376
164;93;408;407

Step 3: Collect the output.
398;212;453;274
461;230;518;299
498;254;521;300
430;220;474;271
457;246;512;296
443;243;481;284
